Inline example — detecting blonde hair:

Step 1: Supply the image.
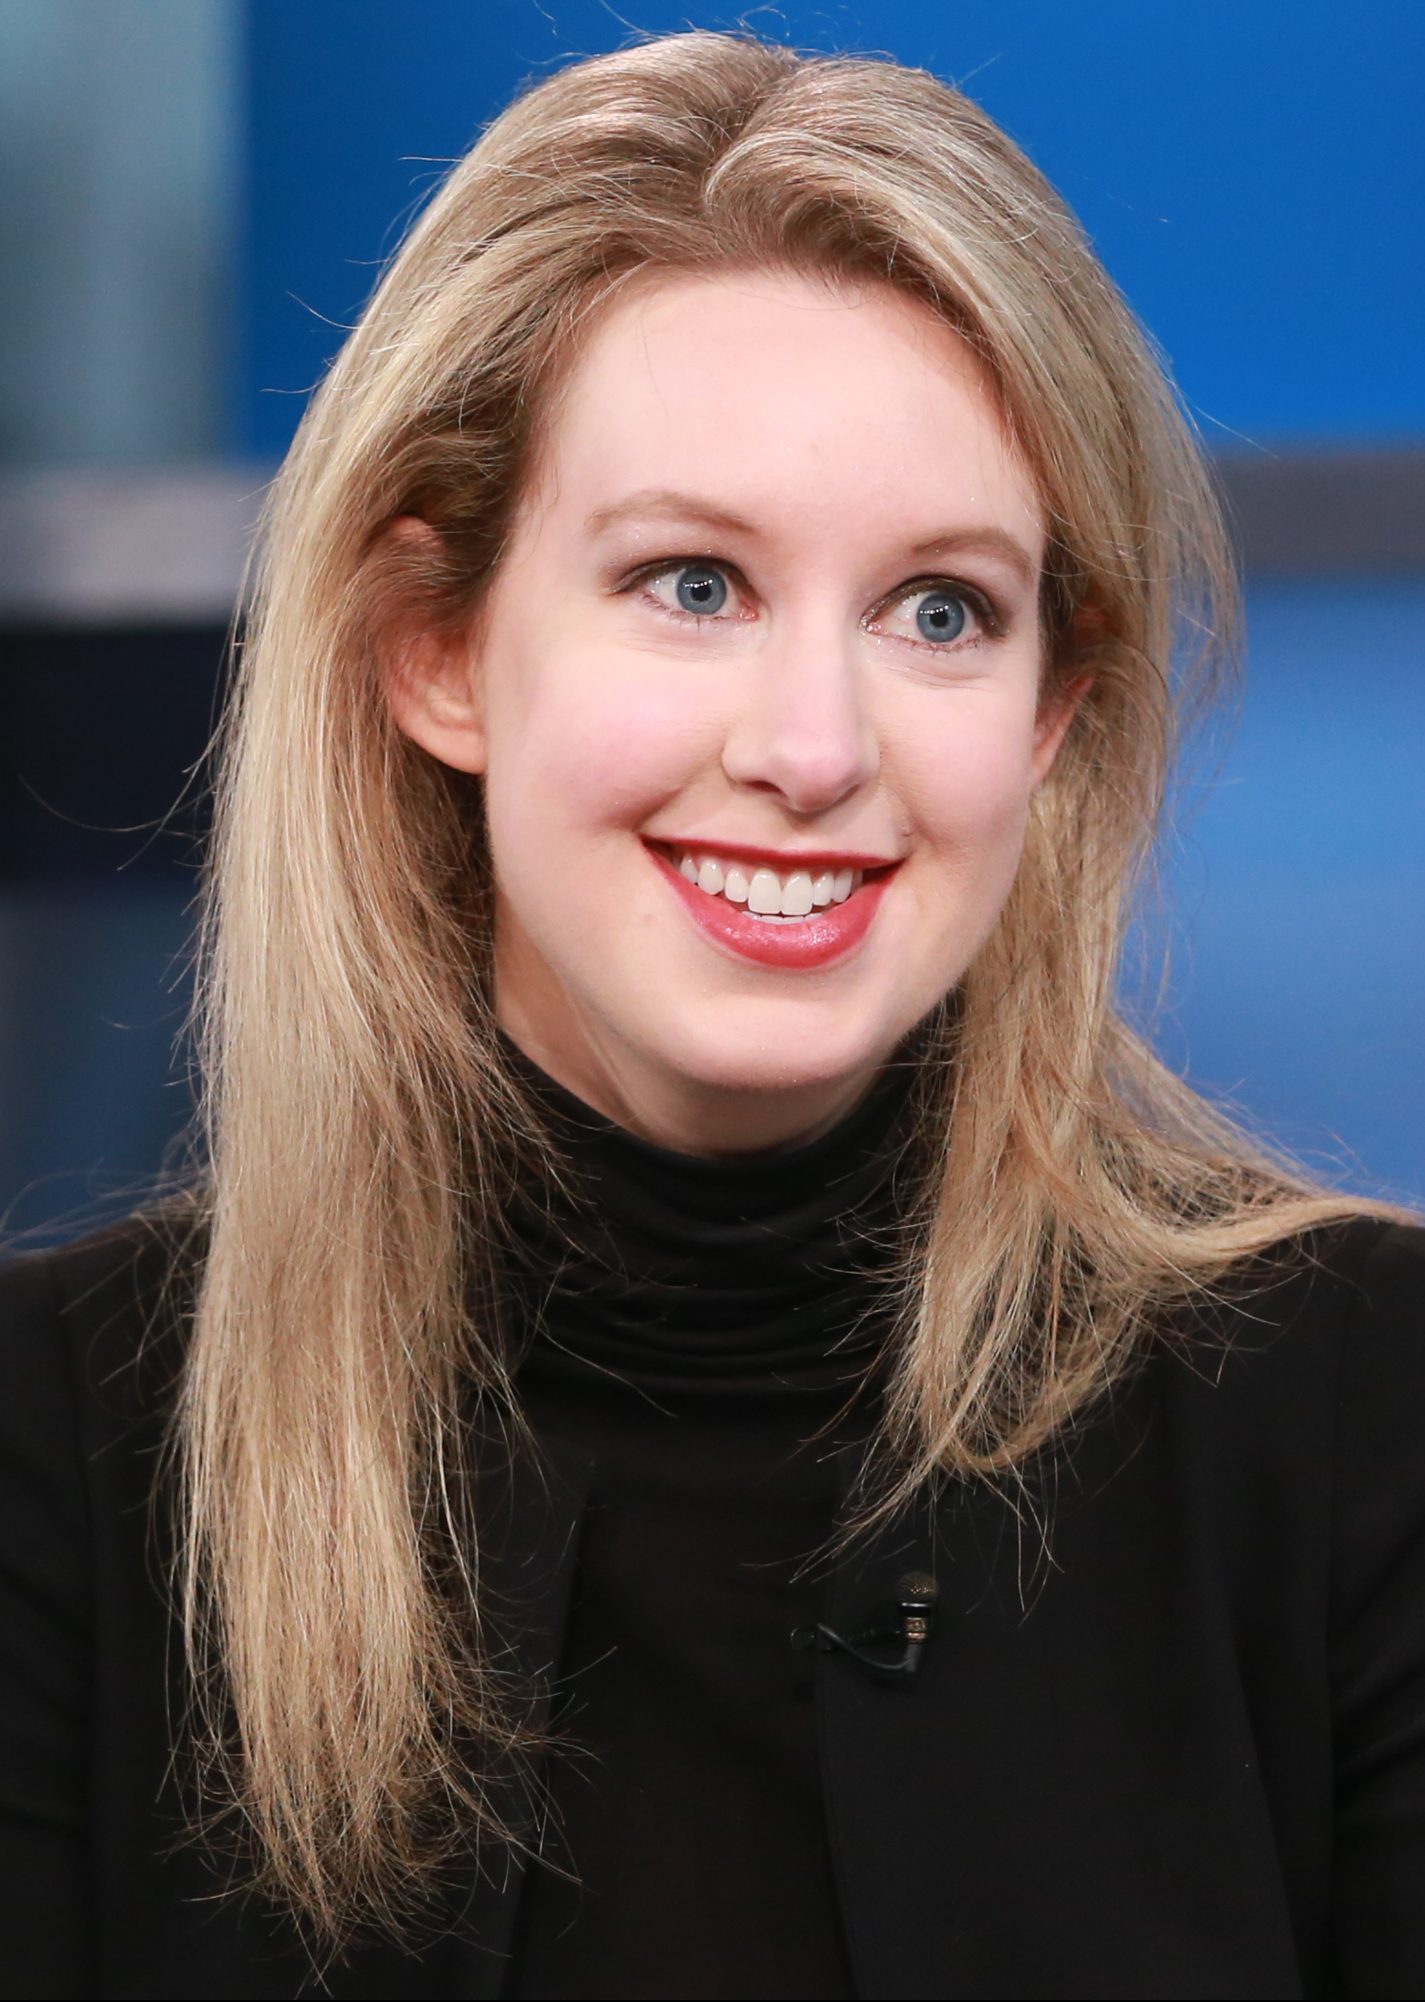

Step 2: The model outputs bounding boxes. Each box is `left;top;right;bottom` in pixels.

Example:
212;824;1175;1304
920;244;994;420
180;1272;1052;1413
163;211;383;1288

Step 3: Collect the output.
174;28;1395;1944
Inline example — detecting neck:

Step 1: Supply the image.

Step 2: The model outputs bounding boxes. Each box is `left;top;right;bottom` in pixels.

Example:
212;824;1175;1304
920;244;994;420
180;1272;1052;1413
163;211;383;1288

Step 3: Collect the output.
495;997;887;1158
493;1021;924;1392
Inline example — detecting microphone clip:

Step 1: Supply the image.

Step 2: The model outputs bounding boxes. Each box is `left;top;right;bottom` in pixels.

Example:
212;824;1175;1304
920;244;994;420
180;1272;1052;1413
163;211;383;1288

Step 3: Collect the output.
791;1571;939;1684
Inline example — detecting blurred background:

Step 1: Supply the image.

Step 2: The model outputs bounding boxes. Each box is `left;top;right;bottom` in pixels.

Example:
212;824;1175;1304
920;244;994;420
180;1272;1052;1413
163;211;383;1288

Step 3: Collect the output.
2;0;1422;1242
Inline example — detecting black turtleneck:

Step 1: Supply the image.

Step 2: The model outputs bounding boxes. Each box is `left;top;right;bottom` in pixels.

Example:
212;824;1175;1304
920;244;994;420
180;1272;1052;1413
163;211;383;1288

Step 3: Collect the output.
494;1036;922;2002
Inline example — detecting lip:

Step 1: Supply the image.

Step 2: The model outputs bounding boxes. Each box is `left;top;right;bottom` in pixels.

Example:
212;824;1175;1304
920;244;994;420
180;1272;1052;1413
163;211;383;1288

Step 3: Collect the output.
649;837;898;873
645;841;897;972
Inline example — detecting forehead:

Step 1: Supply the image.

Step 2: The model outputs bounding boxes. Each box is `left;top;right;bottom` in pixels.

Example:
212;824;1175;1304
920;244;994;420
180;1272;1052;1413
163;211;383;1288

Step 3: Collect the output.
523;267;1044;561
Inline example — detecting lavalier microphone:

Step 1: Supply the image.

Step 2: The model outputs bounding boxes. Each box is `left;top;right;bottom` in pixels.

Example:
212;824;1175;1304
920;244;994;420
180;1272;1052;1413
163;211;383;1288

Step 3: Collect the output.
791;1571;939;1684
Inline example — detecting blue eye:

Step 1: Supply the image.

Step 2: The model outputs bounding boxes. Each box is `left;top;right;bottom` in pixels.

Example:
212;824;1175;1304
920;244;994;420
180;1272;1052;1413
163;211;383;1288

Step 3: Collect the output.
914;589;967;644
674;565;728;616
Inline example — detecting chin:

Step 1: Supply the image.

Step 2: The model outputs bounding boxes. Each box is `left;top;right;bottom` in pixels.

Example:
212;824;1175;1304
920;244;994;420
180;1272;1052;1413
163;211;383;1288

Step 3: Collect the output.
645;998;898;1098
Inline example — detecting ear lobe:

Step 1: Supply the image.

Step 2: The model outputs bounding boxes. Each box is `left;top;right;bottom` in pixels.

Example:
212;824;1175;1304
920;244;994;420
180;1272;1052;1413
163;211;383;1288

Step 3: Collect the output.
1031;672;1093;790
385;625;488;775
378;518;488;775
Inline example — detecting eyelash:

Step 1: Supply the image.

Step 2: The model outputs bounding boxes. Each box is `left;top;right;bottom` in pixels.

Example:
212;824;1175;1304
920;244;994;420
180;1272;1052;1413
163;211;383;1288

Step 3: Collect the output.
622;558;1005;654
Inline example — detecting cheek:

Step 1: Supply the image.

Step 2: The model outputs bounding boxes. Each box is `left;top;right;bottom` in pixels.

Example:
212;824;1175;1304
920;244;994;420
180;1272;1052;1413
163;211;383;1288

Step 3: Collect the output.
484;645;711;846
894;693;1042;859
564;707;704;832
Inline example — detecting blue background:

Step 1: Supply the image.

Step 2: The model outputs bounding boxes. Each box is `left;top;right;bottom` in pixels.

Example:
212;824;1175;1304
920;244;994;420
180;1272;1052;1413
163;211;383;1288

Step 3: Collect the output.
240;0;1425;454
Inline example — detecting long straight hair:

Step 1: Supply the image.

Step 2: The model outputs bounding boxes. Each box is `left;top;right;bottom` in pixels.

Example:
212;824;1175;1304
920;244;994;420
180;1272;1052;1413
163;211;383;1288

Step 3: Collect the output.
174;29;1396;1942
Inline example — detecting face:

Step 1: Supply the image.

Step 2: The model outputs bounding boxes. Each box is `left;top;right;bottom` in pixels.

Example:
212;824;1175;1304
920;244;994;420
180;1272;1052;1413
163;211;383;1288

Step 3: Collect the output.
391;268;1079;1153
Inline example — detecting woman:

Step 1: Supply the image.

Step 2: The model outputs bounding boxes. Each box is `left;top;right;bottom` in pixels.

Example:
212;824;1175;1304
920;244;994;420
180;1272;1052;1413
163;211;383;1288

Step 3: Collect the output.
2;29;1421;2001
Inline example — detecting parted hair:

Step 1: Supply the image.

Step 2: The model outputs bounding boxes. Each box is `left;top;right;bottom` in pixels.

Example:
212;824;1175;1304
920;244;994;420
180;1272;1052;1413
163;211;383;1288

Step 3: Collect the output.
173;28;1391;1945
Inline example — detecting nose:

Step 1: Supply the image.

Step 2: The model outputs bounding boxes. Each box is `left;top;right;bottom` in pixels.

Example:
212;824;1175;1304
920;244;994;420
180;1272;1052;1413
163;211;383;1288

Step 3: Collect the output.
719;618;879;815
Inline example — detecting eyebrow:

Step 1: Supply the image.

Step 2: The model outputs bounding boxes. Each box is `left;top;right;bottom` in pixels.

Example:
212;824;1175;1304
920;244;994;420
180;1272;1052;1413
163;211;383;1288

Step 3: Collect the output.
583;487;1039;588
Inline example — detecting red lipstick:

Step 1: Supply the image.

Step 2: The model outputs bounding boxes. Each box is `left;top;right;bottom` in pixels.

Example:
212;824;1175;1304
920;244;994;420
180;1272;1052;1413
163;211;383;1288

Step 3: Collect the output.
646;844;895;972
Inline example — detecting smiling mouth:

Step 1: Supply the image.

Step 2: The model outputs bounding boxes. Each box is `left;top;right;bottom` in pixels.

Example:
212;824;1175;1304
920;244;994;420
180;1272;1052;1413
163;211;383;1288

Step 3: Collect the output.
646;840;897;920
643;838;898;971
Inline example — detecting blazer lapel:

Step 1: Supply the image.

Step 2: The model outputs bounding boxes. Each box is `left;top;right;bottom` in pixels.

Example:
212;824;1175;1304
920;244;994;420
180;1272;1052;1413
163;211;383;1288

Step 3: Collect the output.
817;1442;967;2002
434;1426;594;2000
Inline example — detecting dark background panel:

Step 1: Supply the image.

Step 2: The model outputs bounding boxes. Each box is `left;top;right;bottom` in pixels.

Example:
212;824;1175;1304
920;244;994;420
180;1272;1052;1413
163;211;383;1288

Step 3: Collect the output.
1;626;224;1239
0;625;222;882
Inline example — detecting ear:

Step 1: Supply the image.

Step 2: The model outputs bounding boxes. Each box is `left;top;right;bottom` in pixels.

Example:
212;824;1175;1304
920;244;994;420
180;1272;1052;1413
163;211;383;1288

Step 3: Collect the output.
378;517;488;775
1031;671;1093;790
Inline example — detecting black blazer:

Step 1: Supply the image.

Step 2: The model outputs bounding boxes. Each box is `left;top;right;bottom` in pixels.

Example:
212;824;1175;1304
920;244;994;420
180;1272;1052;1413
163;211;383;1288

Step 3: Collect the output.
2;1214;1424;2001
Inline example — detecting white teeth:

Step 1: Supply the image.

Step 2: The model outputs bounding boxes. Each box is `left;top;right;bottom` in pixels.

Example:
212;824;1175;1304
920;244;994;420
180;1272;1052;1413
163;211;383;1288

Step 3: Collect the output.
671;847;864;916
747;869;783;915
782;872;814;917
